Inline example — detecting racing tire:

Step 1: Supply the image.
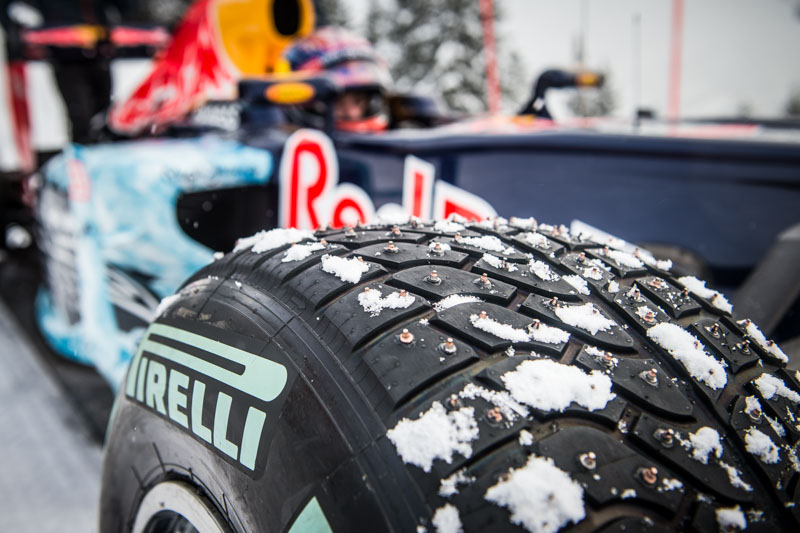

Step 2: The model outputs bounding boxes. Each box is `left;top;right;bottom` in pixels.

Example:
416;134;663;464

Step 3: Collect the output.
101;218;800;533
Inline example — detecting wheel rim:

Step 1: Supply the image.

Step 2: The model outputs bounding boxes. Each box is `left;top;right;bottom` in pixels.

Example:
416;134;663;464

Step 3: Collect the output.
132;481;230;533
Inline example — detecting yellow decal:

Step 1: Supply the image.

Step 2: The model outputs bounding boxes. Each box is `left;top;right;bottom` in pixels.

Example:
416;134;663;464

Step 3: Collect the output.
265;82;316;104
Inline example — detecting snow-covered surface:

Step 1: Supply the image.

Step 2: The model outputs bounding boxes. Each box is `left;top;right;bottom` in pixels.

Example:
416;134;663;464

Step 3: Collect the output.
521;232;549;248
482;253;518;271
469;314;570;345
716;506;747;531
608;280;620;293
501;359;615;412
554;303;616;335
456;235;513;254
387;402;479;472
647;323;727;390
429;241;452;254
719;461;753;491
519;429;534;446
509;217;537;230
358;288;415;316
234;228;315;253
439;470;475;497
435;294;483;312
745;428;780;464
432;504;463;533
484;454;585;533
687;427;723;464
582;266;604;280
320;254;369;283
637;251;673;271
282;242;326;262
434;219;466;233
563;275;590;295
602;249;644;269
529;260;560;281
678;276;733;314
738;319;789;363
458;383;529;421
754;374;800;403
155;293;181;317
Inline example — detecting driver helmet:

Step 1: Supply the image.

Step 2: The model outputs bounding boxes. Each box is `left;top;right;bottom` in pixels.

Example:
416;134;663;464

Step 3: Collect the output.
280;26;391;132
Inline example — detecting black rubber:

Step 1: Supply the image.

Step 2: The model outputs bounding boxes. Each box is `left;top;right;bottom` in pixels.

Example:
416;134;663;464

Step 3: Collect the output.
101;218;800;533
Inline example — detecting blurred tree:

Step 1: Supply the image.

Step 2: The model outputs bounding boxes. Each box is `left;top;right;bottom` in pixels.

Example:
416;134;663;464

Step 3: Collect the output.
315;0;350;27
566;75;615;117
365;0;525;113
787;88;800;117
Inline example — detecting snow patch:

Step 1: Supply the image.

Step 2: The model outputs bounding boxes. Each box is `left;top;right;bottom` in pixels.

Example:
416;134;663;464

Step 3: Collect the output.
529;260;560;281
607;280;620;293
456;235;512;254
602;249;644;269
155;293;181;317
637;251;672;271
620;489;636;499
428;241;452;254
509;217;537;230
745;428;780;464
554;303;616;335
719;461;753;492
320;254;369;283
432;504;463;533
716;506;747;532
482;253;517;271
661;478;683;491
563;275;590;295
678;276;733;314
458;383;529;421
234;228;315;253
766;415;786;437
754;374;800;403
282;242;326;262
469;314;570;345
647;323;727;390
687;427;723;464
519;429;534;446
501;359;615;412
387;402;479;472
521;232;549;249
435;294;483;312
738;320;788;363
434;219;466;233
582;266;604;280
358;288;415;317
484;454;585;533
439;470;475;497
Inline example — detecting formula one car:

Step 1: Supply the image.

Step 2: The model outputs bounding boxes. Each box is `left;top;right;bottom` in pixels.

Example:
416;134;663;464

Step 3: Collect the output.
16;1;800;529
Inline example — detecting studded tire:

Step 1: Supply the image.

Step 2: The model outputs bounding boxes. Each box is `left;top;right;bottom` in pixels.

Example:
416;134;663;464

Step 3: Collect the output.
102;218;799;533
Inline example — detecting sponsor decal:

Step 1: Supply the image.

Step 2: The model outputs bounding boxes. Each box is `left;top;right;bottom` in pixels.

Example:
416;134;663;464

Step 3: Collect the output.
125;320;295;475
279;129;497;229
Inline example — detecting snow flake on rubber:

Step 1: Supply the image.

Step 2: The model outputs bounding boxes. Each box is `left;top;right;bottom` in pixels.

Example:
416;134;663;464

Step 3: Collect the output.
428;241;452;254
321;254;369;283
718;461;753;492
745;428;780;464
716;506;747;532
435;294;484;312
529;260;560;282
469;314;570;345
282;242;326;262
509;217;537;231
439;469;475;497
738;319;788;363
520;232;549;249
677;276;733;314
155;293;181;318
434;219;466;233
685;427;723;464
635;249;672;271
483;253;518;272
455;234;515;254
754;374;800;403
234;228;315;253
387;402;479;472
554;302;616;335
501;359;615;412
432;503;463;533
458;383;529;421
563;275;590;295
647;323;727;390
484;454;585;533
358;287;415;317
599;248;644;269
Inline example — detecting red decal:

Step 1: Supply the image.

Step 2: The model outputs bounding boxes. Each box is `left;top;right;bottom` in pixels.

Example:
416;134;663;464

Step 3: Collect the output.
279;130;337;230
329;183;375;228
402;155;434;220
433;181;497;222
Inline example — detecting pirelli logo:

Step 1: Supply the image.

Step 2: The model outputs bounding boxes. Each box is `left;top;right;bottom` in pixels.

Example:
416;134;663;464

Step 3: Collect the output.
125;322;293;474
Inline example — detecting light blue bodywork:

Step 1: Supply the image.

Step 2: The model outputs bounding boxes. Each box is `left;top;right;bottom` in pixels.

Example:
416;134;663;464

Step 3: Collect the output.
36;137;272;388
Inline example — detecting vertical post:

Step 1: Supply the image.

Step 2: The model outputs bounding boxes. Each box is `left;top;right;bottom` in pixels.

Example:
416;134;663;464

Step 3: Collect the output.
632;12;641;128
479;0;501;115
667;0;684;121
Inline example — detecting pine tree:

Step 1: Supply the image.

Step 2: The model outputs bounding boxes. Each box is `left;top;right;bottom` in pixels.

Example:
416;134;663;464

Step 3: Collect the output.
315;0;351;28
365;0;524;113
